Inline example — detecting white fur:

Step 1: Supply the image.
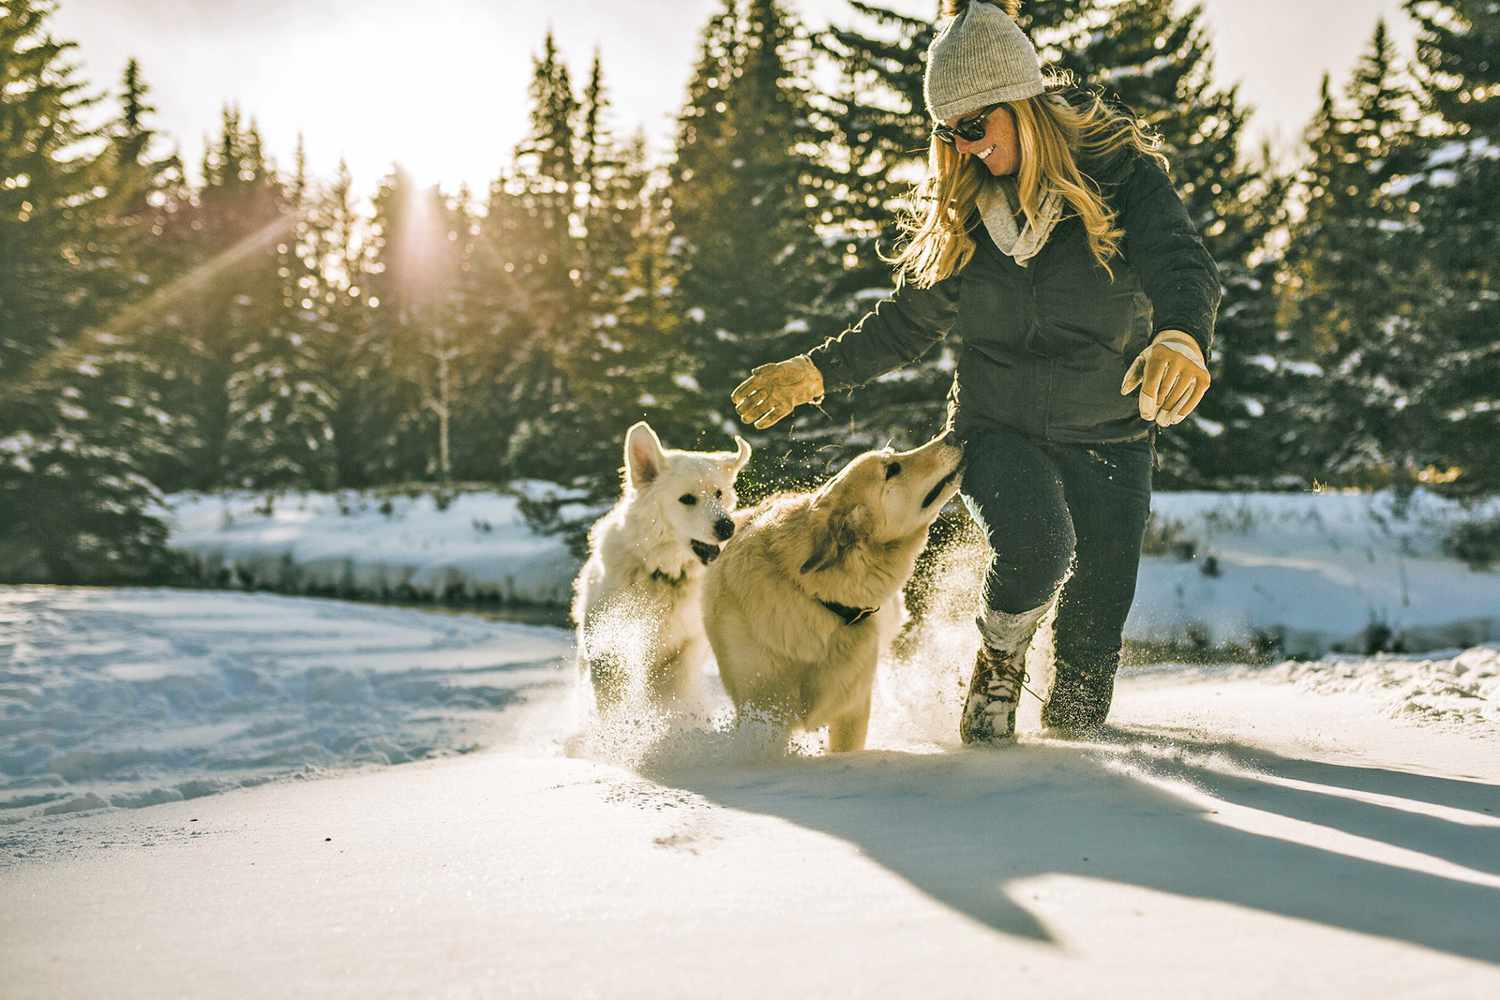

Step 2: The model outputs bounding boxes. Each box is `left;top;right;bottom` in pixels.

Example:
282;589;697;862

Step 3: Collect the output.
703;432;964;752
572;421;751;712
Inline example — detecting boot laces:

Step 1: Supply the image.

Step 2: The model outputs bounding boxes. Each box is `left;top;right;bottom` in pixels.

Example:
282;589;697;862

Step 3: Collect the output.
978;646;1029;703
991;667;1028;702
978;645;1044;705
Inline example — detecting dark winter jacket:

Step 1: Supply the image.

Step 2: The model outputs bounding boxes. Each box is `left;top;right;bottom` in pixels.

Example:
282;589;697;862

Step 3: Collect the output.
807;147;1222;444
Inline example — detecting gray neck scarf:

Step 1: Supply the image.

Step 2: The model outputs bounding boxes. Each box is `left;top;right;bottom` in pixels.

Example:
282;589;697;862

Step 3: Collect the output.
976;177;1063;267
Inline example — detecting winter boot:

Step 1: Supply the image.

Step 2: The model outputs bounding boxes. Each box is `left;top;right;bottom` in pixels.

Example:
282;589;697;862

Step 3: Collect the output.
1041;659;1116;737
960;602;1051;744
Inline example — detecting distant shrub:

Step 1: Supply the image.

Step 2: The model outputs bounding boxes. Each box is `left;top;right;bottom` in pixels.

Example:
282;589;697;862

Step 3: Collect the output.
1202;502;1255;534
1444;515;1500;571
1141;513;1198;561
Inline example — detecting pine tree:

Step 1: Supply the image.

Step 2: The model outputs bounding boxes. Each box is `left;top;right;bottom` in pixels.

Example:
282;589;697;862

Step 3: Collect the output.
0;337;178;583
0;9;178;580
667;0;830;487
429;185;481;487
491;32;589;483
1403;0;1500;495
1281;25;1424;485
0;0;110;379
144;107;292;491
91;58;195;493
222;134;336;493
103;58;192;289
505;54;709;542
449;174;523;485
557;61;681;481
306;158;385;488
1182;149;1308;487
365;166;456;483
610;170;706;453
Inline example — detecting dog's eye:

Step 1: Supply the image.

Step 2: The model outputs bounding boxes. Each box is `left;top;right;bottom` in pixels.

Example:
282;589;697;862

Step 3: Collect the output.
715;489;723;499
885;462;902;480
679;494;697;506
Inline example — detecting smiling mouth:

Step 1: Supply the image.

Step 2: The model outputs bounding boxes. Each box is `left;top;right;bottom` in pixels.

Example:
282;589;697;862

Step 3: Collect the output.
691;540;722;564
921;464;964;509
975;144;996;161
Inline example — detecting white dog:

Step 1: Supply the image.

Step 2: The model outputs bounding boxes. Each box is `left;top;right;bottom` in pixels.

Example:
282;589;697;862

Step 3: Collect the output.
702;432;963;752
572;421;752;712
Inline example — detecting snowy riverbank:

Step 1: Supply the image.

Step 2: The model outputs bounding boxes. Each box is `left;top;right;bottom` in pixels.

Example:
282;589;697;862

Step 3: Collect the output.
164;487;1500;657
167;488;578;606
2;586;1497;998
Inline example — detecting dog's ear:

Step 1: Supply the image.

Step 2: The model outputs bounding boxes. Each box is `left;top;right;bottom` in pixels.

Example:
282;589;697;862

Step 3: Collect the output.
800;503;870;574
723;435;752;475
624;422;665;488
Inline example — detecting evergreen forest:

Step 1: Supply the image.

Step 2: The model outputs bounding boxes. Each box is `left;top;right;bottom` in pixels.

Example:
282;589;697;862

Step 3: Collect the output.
2;0;1497;581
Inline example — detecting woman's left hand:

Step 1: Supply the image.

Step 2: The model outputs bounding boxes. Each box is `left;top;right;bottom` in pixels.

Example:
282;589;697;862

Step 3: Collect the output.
1120;331;1211;427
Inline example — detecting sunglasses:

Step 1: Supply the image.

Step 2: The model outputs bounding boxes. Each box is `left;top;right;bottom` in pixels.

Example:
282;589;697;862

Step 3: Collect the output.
932;104;1002;145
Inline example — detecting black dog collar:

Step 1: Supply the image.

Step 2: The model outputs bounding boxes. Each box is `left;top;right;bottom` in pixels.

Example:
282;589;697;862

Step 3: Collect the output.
650;568;688;588
818;598;879;626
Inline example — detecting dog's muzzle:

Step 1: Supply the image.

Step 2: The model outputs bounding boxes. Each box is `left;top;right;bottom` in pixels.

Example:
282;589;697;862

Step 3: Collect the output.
921;462;964;509
691;540;722;564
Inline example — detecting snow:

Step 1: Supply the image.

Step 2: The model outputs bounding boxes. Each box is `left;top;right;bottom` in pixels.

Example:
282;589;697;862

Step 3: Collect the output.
1267;646;1500;727
0;587;570;825
1098;52;1176;82
1136;491;1500;656
1427;137;1498;167
2;584;1497;998
168;489;575;605
164;487;1500;658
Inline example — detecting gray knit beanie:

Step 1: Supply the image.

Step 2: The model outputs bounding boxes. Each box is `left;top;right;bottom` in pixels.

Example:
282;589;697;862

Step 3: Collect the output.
924;0;1045;122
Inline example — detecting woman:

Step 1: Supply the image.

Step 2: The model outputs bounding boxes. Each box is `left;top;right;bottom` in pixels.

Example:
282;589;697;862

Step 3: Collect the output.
730;0;1221;744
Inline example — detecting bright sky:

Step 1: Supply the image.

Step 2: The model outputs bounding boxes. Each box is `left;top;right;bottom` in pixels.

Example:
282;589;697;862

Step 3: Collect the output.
51;0;1413;191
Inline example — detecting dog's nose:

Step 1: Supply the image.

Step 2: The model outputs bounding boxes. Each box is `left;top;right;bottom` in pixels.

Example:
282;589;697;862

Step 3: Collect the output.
714;517;735;541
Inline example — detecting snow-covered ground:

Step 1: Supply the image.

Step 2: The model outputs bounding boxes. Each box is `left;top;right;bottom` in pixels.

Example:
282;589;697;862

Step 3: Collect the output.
0;587;570;832
164;487;1500;656
168;488;577;606
3;586;1498;997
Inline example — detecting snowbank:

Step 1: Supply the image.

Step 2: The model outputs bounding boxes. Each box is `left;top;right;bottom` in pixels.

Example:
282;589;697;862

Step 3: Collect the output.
1135;490;1500;655
168;489;577;605
162;487;1500;658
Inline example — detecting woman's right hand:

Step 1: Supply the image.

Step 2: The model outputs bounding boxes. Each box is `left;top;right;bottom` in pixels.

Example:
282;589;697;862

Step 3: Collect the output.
731;355;825;429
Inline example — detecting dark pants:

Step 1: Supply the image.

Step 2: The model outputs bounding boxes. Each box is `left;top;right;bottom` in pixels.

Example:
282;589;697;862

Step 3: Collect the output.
959;427;1153;723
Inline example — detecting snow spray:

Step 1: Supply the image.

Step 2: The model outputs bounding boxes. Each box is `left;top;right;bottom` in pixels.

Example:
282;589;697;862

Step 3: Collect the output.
868;519;1058;748
567;521;1061;765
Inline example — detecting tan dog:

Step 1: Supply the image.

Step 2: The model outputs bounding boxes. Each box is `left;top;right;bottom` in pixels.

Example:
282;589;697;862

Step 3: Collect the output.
702;432;964;751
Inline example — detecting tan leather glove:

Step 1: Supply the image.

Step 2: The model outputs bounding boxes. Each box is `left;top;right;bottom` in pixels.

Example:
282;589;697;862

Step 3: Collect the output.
731;355;825;430
1120;330;1211;427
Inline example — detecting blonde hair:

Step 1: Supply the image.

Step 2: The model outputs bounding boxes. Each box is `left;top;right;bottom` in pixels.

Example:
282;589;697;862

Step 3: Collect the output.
887;87;1169;288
